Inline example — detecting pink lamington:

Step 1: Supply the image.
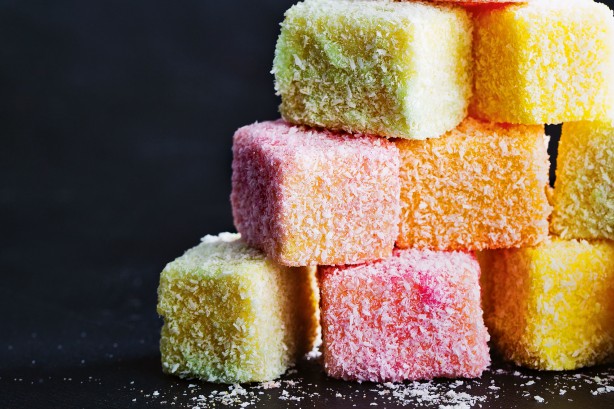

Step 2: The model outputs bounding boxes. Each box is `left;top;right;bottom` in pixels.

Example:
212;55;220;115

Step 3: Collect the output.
231;120;400;267
319;248;490;382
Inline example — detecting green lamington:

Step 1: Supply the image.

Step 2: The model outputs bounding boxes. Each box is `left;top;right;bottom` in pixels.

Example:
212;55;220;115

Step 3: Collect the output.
273;0;472;140
157;232;319;383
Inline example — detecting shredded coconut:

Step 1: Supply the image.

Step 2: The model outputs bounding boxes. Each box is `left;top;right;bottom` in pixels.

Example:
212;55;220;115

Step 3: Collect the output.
125;364;614;408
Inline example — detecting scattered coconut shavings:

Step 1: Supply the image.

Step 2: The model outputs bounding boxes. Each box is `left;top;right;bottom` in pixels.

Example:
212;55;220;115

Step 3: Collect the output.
128;362;614;408
279;390;302;401
592;386;614;396
306;348;322;360
260;381;281;390
370;381;487;408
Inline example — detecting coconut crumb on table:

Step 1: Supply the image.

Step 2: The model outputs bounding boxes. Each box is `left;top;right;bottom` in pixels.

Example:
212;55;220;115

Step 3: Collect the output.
129;364;614;408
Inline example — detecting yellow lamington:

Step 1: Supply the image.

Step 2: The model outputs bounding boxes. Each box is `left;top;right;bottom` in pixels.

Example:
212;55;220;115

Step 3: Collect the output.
471;0;614;124
157;233;319;383
273;0;472;140
552;121;614;240
479;238;614;370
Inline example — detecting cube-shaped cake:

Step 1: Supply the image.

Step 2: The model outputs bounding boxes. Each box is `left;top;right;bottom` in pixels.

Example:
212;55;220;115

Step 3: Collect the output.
396;117;551;251
471;0;614;124
551;121;614;240
231;120;400;266
319;248;490;382
157;233;319;383
273;0;472;140
479;238;614;370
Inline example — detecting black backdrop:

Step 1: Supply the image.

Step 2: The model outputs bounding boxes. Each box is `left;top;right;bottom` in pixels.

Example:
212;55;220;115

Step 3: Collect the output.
2;1;614;408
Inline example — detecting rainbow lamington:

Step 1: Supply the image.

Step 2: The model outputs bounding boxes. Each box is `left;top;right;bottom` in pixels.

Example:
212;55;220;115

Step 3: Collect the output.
551;121;614;240
319;248;490;382
471;0;614;124
231;120;400;267
479;238;614;370
273;0;472;140
396;117;551;251
157;233;319;383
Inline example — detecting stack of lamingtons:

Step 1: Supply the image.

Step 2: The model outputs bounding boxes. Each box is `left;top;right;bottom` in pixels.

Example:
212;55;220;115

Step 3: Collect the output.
157;0;614;384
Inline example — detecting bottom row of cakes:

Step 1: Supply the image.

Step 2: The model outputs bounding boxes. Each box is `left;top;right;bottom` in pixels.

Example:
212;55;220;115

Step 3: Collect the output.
157;232;614;384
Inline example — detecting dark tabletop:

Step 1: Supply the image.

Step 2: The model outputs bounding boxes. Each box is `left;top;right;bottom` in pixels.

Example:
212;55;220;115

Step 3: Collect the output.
1;1;613;408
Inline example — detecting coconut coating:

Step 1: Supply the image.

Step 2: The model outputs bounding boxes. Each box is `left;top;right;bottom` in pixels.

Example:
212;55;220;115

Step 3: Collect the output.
396;117;551;251
479;238;614;370
471;0;614;124
231;120;400;267
273;0;472;140
319;248;490;382
551;121;614;240
157;233;319;383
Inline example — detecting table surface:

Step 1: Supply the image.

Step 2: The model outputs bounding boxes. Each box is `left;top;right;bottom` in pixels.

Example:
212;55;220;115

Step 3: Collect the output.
2;1;614;408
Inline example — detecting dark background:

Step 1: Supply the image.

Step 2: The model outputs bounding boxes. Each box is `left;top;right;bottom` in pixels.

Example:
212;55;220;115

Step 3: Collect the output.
1;1;613;408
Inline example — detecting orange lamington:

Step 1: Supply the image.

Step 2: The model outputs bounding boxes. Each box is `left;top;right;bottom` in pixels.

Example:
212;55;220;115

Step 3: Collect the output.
396;117;551;251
